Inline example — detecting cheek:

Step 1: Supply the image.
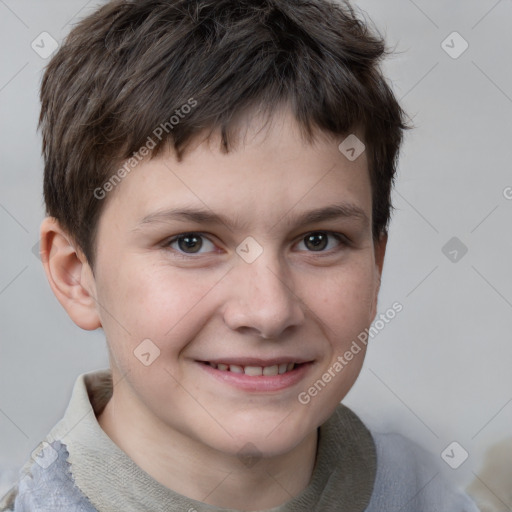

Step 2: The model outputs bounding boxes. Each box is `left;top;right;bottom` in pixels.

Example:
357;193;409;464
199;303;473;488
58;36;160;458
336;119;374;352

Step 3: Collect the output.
96;257;223;357
307;258;377;335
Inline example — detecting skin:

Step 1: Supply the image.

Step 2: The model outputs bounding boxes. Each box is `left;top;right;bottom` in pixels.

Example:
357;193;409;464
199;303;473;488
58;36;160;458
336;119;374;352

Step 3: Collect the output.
41;107;387;510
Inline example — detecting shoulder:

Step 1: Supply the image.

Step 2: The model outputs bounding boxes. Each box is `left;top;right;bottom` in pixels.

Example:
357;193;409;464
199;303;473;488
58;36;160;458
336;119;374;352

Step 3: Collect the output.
365;430;480;512
0;441;97;512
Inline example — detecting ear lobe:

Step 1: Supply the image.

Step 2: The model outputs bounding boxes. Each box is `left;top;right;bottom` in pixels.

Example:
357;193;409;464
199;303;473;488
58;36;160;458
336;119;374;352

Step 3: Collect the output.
40;217;101;330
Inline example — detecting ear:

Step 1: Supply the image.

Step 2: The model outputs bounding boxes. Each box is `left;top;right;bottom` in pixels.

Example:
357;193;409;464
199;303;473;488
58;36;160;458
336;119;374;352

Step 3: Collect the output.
370;232;388;320
40;217;101;330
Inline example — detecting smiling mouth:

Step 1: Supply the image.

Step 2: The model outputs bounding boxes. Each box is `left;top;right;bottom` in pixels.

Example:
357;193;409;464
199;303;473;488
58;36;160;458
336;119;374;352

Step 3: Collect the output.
202;362;303;376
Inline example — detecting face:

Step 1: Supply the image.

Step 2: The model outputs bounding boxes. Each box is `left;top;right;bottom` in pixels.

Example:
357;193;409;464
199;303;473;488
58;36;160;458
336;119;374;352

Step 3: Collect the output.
87;108;385;458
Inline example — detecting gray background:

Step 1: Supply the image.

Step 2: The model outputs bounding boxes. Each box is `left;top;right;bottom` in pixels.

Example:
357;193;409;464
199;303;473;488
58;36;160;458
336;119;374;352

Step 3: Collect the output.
1;0;511;495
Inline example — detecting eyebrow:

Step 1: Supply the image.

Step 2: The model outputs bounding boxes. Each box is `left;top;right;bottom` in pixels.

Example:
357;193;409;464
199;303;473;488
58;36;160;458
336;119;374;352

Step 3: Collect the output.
135;203;370;232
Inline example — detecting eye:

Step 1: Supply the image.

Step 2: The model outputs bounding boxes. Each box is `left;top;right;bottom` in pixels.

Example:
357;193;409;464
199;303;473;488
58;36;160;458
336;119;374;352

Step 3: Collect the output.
296;231;347;253
164;233;217;256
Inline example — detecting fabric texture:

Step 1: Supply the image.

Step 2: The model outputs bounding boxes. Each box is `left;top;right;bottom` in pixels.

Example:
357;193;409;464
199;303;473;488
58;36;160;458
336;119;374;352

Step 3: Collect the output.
0;369;480;512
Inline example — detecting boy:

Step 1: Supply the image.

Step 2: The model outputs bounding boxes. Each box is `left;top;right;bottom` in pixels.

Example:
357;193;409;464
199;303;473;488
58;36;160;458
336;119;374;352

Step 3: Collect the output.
1;0;480;510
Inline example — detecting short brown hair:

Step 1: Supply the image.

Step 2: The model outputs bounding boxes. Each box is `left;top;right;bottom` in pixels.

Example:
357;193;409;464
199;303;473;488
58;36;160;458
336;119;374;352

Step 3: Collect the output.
39;0;408;269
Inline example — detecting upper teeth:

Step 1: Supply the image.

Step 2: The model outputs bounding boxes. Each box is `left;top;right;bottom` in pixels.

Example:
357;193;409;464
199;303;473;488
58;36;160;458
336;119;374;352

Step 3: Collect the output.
209;362;295;375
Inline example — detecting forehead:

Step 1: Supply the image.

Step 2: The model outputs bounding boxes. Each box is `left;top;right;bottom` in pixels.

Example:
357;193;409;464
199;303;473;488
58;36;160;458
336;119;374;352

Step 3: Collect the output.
99;108;372;231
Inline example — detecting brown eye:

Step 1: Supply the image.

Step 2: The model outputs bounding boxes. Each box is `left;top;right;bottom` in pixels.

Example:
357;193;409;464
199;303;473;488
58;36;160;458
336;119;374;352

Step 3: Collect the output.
304;232;328;251
164;233;217;256
296;231;348;253
177;234;203;253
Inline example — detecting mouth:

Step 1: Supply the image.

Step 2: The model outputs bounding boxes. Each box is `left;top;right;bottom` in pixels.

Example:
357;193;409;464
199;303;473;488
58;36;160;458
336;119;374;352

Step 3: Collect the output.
203;361;300;376
197;359;313;392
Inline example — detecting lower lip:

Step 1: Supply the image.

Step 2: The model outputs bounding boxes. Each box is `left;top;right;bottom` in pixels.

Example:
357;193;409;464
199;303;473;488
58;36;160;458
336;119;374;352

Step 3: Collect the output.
198;362;312;392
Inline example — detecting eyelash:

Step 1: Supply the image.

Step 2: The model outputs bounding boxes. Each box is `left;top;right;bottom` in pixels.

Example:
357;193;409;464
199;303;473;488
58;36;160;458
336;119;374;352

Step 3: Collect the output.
161;231;350;259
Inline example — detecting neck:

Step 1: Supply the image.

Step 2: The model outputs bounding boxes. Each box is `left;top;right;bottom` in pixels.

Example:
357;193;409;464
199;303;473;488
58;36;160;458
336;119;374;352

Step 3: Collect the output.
97;382;318;510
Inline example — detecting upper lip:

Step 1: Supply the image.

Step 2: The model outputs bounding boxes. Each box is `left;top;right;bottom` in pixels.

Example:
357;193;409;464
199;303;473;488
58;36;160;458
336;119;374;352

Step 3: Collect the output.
198;357;313;366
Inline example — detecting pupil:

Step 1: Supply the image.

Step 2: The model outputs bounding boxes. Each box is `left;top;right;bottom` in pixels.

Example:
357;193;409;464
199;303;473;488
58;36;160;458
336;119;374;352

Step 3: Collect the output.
179;235;202;253
306;233;327;251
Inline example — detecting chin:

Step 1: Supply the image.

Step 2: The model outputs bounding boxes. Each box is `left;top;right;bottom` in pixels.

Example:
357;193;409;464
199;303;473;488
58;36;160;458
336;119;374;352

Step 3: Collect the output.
201;413;317;460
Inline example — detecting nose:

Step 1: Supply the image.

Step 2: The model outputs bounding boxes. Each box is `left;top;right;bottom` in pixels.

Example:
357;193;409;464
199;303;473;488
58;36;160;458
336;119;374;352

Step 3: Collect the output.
222;253;305;340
